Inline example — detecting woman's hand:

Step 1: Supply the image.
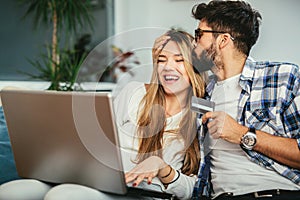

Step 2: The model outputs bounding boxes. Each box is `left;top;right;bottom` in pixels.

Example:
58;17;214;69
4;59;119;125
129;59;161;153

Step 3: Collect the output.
152;35;170;64
125;156;168;186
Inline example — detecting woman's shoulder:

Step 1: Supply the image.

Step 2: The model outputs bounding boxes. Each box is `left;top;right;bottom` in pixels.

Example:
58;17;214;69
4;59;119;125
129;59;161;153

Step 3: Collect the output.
124;81;145;90
119;81;146;96
114;81;146;103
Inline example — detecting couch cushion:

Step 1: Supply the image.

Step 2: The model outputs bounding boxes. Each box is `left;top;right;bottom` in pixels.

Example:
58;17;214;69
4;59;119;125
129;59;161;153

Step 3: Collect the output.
0;106;19;184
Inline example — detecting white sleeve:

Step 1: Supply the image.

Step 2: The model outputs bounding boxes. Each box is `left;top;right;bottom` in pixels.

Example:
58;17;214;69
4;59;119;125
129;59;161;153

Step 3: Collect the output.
113;81;144;127
165;172;197;200
162;139;197;199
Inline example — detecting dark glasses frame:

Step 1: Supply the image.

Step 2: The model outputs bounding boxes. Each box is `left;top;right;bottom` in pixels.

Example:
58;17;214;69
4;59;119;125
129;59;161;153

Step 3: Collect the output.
194;28;234;42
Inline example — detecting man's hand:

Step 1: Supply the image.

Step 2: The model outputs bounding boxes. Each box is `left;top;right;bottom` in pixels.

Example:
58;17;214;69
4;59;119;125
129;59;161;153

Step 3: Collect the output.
202;111;248;144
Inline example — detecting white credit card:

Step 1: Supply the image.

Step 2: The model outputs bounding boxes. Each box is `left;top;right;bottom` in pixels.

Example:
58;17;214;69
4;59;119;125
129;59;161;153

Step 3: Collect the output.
191;96;215;114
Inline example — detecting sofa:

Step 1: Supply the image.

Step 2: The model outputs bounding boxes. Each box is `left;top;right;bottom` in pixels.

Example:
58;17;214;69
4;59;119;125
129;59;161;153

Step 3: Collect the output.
0;106;20;184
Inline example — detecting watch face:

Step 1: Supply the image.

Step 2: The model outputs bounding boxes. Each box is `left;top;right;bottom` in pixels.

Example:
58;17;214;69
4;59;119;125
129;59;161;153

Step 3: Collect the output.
241;129;257;150
244;135;256;146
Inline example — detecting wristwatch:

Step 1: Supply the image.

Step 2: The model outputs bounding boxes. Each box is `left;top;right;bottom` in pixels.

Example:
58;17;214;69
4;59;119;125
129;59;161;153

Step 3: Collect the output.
241;127;257;150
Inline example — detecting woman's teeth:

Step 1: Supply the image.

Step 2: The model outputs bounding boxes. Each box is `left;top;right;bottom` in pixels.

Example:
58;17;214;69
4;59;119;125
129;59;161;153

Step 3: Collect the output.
164;75;179;81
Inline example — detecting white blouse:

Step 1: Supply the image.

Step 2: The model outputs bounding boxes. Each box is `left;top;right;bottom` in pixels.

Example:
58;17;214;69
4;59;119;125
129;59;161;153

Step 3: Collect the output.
113;81;197;199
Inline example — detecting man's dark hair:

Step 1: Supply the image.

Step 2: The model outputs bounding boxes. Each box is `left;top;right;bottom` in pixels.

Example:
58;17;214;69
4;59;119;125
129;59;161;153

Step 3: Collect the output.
192;0;262;56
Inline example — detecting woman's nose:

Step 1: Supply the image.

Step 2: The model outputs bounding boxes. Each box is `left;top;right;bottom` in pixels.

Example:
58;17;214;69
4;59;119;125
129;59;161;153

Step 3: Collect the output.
164;59;176;70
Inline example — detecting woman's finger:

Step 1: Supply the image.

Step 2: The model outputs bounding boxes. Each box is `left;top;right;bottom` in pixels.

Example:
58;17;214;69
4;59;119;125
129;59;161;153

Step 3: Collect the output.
153;36;170;54
125;172;137;183
154;35;170;47
147;175;153;185
133;174;146;186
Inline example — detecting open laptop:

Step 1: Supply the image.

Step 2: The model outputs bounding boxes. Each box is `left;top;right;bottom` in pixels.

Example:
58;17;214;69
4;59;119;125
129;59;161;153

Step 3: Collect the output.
1;89;175;199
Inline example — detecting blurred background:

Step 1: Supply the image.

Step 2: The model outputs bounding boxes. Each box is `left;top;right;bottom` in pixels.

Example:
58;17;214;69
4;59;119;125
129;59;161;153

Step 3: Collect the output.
1;0;299;88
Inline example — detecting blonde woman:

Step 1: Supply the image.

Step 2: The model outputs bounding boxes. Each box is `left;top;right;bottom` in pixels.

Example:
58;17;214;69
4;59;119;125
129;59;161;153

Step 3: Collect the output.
0;30;206;200
115;30;206;199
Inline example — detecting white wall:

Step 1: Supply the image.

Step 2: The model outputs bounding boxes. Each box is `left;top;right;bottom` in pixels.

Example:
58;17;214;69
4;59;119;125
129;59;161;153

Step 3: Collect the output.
114;0;300;71
113;0;200;83
114;0;198;34
246;0;300;65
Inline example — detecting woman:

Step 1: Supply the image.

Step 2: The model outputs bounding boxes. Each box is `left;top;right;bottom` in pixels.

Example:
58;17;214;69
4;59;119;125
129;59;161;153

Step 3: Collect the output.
114;30;206;198
0;30;206;200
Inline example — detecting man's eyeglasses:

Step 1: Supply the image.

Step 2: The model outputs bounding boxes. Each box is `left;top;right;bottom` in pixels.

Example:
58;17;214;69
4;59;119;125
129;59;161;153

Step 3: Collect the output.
194;28;234;42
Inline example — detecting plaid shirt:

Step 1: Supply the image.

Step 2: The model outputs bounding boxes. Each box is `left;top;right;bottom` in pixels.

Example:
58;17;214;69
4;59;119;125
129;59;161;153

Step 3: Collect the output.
192;59;300;199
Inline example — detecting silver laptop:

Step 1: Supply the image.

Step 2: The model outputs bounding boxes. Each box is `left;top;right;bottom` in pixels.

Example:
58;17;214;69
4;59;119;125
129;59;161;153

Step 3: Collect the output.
1;89;174;199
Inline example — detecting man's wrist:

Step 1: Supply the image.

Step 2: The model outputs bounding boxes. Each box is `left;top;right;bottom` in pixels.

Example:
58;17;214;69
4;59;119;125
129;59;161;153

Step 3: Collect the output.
240;127;257;150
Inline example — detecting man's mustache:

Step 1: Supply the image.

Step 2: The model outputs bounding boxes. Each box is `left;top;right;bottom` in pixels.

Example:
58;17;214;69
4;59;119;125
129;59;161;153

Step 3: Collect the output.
192;49;215;73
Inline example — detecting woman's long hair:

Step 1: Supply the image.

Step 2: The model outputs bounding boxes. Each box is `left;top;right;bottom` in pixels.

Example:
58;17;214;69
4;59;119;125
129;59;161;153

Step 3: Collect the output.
135;30;206;175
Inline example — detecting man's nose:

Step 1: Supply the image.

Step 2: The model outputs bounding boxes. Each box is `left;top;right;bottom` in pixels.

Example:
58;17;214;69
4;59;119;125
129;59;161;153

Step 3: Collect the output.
192;39;198;48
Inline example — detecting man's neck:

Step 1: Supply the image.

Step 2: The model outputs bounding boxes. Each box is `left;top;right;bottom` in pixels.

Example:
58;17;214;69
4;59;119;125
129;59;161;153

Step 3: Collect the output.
213;54;247;81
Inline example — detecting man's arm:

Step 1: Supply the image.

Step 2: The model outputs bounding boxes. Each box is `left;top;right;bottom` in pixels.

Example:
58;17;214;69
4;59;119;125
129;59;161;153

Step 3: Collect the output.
202;110;300;170
255;130;300;169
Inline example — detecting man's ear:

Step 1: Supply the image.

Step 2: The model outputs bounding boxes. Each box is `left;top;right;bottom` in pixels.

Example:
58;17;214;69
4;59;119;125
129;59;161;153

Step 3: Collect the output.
218;33;232;49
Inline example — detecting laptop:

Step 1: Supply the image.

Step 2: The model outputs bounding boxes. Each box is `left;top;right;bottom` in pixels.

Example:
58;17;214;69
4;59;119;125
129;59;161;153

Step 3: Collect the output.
1;89;175;199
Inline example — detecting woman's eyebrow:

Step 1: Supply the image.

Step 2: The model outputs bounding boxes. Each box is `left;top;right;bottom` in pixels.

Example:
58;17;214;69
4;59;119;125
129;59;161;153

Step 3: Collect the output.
158;55;167;58
174;54;183;57
158;54;183;57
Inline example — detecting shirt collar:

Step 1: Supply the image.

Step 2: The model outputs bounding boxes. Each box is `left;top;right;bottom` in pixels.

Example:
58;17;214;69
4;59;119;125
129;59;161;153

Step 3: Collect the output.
239;58;256;93
206;57;255;96
240;58;255;81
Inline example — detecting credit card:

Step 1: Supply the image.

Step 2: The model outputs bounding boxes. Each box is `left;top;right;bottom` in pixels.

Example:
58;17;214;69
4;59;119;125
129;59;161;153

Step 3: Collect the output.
191;96;215;114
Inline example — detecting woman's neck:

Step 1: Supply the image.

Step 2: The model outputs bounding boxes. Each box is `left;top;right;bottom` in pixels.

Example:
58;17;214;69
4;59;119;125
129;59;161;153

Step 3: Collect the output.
164;91;189;117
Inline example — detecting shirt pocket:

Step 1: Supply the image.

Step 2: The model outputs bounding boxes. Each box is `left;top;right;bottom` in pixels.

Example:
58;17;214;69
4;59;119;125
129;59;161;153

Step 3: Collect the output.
245;107;282;135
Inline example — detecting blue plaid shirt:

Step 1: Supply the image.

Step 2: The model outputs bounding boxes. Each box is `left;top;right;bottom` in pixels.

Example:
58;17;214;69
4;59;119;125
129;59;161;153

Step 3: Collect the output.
192;59;300;199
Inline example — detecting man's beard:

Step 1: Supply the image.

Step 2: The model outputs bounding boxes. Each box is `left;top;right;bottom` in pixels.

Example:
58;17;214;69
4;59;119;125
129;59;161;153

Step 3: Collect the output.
192;43;219;74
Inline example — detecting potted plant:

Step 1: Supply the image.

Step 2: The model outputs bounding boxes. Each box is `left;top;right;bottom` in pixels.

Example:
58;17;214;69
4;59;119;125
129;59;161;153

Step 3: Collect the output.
19;0;94;90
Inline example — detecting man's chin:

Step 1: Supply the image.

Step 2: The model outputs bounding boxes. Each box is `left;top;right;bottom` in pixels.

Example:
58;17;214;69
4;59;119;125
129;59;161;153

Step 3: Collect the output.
192;50;215;73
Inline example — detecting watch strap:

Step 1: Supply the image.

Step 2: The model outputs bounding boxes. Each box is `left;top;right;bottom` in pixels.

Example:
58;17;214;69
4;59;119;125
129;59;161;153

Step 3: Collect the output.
248;127;256;134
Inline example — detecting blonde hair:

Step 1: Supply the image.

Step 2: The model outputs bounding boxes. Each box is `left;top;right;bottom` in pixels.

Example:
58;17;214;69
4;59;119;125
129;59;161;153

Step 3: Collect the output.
136;30;206;175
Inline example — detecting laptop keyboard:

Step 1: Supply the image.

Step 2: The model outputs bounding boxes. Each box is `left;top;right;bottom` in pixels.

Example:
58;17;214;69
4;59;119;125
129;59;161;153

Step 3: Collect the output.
127;186;177;199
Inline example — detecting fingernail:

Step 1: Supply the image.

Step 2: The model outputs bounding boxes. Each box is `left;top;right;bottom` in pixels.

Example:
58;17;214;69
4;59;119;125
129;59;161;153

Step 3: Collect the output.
132;183;137;187
148;181;151;185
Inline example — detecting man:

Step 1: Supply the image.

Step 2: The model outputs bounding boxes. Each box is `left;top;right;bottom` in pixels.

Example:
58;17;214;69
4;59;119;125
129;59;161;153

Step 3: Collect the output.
190;1;300;199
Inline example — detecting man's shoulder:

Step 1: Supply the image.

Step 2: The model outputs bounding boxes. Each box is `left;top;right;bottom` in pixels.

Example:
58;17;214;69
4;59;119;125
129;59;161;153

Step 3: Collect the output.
250;61;300;95
248;61;299;82
254;61;299;73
